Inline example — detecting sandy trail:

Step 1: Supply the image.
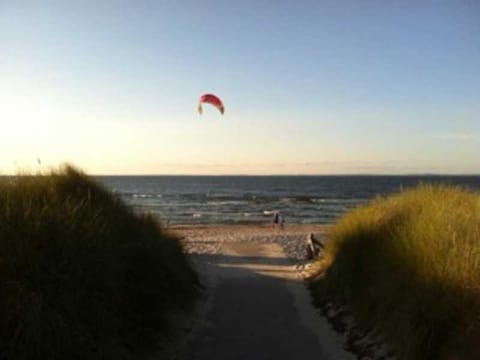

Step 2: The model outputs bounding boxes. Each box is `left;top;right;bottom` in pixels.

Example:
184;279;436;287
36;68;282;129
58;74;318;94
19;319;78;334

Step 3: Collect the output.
175;225;353;360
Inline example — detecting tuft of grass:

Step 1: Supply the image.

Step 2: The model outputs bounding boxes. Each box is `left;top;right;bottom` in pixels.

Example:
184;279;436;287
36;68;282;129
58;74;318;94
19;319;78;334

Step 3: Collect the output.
310;184;480;360
0;165;199;360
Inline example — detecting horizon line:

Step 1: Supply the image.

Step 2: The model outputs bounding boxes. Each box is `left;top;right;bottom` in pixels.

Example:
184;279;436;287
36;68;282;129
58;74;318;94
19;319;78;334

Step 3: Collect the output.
85;173;480;177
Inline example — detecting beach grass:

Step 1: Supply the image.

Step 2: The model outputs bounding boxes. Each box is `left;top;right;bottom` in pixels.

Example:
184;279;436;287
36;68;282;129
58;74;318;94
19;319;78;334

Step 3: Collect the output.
310;184;480;360
0;165;199;360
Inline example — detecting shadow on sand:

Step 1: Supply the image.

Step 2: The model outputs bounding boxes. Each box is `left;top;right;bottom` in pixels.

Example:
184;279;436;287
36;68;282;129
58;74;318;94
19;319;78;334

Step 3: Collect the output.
178;244;344;360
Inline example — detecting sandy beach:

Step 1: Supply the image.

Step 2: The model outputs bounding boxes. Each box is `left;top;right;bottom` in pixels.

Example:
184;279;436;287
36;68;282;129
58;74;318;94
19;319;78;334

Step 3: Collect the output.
175;223;328;261
161;224;354;360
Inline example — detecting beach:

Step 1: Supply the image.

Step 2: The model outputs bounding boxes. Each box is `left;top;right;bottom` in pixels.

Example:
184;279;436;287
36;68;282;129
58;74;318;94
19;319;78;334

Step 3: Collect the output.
175;223;327;260
160;224;353;360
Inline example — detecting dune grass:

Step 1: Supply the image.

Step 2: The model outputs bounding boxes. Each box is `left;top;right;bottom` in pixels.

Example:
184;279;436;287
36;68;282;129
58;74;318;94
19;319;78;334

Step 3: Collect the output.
310;184;480;360
0;165;199;360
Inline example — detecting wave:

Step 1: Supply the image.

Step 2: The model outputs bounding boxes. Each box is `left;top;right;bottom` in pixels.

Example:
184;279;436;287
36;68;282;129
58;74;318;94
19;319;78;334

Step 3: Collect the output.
132;194;153;199
206;200;247;206
311;198;368;204
280;196;317;204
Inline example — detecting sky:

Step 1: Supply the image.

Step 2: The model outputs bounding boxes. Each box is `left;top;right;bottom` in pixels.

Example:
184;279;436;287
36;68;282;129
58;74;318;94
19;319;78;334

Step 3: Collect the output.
1;0;479;175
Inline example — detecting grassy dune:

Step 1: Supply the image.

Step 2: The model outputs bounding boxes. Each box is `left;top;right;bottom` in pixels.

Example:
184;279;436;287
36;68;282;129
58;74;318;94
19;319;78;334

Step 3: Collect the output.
310;184;480;360
0;166;199;360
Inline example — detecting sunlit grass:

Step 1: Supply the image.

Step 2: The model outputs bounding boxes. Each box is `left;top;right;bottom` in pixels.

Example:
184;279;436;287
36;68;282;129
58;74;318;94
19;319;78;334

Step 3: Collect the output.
310;184;480;360
0;165;199;359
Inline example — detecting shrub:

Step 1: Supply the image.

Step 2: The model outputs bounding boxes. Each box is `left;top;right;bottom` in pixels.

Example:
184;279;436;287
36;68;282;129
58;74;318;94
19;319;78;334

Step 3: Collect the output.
311;185;480;359
0;165;199;359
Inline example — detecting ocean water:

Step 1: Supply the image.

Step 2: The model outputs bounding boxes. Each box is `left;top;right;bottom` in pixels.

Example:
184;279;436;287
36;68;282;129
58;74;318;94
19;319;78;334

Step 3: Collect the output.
99;176;480;225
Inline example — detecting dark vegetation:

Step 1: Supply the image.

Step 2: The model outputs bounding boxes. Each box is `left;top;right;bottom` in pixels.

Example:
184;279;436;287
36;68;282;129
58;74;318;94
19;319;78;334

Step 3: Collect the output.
0;166;199;359
310;185;480;360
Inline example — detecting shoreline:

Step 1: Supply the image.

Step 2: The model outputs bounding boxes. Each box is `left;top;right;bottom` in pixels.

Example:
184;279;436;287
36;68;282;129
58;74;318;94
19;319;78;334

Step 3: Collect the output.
169;222;330;231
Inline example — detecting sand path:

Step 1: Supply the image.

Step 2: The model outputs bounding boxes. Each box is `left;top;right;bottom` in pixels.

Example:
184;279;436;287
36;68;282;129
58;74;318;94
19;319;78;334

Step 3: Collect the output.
178;228;353;360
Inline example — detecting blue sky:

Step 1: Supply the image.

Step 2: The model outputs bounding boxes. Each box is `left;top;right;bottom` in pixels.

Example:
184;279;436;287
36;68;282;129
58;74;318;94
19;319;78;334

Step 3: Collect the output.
1;1;479;174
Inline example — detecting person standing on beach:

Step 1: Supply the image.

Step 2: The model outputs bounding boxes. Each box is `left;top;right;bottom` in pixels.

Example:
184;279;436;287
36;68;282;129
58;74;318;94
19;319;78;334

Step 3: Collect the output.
272;211;280;229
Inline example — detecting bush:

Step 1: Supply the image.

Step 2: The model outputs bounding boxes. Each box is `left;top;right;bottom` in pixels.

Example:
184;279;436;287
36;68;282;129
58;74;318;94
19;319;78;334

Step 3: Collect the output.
311;184;480;360
0;165;199;359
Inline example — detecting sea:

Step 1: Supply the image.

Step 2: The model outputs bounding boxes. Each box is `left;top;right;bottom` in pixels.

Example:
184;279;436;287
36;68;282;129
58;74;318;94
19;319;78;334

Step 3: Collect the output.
99;176;480;225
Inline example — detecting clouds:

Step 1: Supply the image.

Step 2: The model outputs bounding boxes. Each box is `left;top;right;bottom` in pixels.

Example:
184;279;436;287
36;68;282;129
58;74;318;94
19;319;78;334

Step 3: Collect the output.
301;160;401;171
429;133;480;141
124;160;410;175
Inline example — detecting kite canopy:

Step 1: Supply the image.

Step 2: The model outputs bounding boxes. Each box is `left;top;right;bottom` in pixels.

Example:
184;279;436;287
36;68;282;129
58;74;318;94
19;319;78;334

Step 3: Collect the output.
198;93;224;115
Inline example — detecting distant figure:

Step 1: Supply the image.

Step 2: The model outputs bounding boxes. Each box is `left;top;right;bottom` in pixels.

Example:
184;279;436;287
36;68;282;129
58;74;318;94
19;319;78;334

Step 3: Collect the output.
272;212;279;228
306;232;324;260
280;215;285;229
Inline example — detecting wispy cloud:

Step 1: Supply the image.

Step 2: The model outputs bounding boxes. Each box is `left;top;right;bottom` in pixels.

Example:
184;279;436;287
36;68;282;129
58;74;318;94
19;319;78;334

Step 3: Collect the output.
149;160;408;174
429;133;480;141
301;161;403;171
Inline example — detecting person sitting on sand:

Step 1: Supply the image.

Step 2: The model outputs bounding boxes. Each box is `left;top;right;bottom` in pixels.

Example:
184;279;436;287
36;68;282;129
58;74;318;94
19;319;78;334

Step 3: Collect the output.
306;232;324;260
